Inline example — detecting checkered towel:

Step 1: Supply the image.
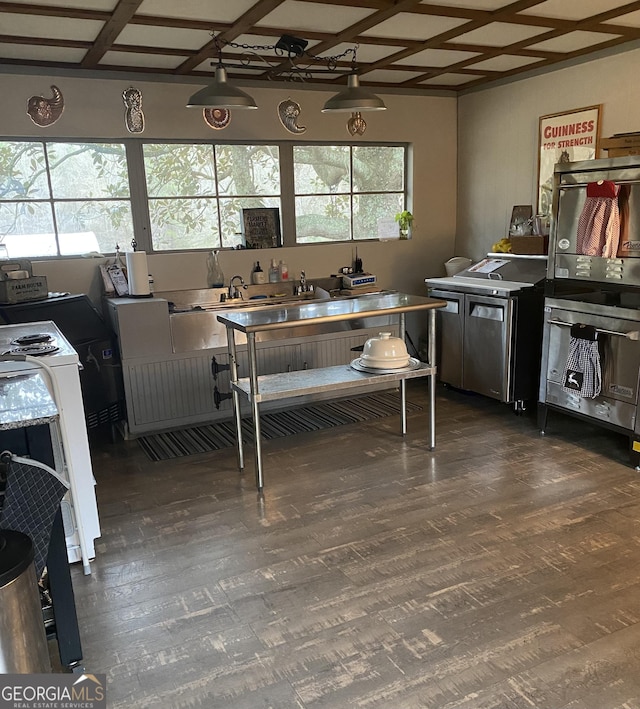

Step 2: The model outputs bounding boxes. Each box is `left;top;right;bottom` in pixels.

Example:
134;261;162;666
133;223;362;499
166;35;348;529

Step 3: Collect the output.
0;452;69;579
577;180;620;257
562;326;601;399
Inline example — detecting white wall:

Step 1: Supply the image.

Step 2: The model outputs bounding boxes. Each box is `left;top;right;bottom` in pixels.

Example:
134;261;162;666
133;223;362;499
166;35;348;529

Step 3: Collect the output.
457;47;640;261
0;71;457;306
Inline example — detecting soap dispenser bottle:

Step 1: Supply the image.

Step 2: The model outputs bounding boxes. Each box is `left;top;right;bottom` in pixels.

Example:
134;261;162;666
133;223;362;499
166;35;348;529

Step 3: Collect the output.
252;261;266;285
269;258;280;283
206;249;225;288
279;259;289;281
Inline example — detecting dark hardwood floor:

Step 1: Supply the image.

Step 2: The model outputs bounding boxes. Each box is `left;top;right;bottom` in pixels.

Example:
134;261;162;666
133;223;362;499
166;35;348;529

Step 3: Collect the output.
69;384;640;708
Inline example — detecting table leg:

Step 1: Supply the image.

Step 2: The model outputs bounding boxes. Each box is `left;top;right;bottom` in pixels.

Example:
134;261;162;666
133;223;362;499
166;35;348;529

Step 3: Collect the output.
226;328;244;471
428;308;436;450
246;333;265;491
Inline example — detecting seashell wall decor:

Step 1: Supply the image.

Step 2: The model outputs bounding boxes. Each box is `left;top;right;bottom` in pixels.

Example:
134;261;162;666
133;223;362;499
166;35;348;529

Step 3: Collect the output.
278;98;306;134
122;87;145;133
203;108;231;130
347;112;366;136
27;85;64;127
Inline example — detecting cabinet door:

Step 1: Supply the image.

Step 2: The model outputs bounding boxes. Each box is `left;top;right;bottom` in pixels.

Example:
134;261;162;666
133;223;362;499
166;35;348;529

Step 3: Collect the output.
463;295;512;401
430;290;464;388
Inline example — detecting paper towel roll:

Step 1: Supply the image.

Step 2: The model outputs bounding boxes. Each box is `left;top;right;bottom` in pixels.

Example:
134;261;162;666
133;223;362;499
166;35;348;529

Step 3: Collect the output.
125;250;150;296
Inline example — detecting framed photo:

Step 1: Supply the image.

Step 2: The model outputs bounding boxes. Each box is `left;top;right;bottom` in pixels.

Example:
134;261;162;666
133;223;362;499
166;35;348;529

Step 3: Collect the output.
241;208;281;249
537;105;601;219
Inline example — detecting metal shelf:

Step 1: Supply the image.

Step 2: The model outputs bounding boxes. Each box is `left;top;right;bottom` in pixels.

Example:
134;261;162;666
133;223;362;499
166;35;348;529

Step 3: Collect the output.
232;361;436;403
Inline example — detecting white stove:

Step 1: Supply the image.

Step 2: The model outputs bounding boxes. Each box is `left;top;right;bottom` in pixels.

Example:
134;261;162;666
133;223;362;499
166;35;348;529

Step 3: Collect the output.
0;320;100;572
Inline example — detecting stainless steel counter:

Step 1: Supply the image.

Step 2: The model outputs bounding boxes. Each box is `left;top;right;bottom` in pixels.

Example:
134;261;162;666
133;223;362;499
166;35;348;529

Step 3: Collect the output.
218;293;445;490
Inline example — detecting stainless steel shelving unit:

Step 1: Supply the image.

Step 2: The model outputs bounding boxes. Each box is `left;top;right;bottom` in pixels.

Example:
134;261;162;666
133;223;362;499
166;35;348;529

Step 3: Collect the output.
217;293;445;490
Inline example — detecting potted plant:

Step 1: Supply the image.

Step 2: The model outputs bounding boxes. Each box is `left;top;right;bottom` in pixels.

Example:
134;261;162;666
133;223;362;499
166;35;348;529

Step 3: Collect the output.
395;210;414;239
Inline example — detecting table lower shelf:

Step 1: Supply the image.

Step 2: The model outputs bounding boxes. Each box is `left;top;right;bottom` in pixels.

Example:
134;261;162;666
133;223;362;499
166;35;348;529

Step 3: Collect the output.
231;361;436;403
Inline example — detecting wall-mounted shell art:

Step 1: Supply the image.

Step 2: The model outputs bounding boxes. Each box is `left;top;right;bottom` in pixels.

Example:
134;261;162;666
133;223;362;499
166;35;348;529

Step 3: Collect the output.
278;99;306;134
26;85;64;127
347;112;366;136
203;108;231;130
122;87;144;133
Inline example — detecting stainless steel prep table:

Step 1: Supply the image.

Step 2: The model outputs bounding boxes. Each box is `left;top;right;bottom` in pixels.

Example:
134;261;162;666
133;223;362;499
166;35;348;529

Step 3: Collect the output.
217;293;445;490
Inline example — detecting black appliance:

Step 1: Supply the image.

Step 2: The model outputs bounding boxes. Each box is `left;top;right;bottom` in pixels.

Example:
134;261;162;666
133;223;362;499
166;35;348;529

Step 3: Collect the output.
0;294;124;430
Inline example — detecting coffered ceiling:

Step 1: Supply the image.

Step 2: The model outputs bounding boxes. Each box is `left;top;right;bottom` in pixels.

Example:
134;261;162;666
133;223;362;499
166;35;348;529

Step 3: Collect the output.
1;0;640;93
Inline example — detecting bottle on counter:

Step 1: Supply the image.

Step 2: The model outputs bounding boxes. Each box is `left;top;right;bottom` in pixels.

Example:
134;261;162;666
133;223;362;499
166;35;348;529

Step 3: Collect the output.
279;259;289;281
252;261;266;285
269;258;280;283
206;249;225;288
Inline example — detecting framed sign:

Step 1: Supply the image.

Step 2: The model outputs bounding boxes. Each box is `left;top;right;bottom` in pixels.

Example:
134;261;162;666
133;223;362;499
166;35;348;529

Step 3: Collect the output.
241;208;281;249
537;105;601;219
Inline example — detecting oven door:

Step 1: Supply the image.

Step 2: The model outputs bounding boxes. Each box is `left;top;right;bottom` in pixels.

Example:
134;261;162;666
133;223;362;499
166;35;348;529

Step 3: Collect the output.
542;301;640;431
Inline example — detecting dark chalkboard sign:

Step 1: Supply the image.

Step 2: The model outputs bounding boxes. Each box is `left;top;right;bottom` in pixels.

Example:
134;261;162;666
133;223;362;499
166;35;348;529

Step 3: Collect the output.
241;208;282;249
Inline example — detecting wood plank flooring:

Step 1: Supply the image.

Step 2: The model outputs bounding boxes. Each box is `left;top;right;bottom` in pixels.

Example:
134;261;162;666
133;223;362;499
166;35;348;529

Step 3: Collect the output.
69;384;640;708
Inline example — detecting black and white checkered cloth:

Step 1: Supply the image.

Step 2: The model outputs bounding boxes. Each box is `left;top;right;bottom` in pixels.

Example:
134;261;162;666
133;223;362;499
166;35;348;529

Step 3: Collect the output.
562;332;602;399
0;452;69;579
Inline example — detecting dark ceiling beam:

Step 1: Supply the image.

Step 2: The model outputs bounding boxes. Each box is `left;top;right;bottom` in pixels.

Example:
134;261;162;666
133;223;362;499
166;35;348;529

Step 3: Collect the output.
80;0;144;68
175;0;288;75
0;2;110;20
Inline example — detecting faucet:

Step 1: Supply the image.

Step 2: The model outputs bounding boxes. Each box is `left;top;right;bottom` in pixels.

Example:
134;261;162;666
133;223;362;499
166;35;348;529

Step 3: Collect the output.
296;270;312;295
228;275;246;300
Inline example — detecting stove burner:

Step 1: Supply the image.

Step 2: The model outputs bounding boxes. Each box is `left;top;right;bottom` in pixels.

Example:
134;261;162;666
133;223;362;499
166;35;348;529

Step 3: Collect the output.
11;333;53;346
6;344;60;357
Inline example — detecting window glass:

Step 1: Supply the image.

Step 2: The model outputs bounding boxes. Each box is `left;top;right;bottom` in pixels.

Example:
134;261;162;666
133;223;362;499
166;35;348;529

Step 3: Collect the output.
48;143;130;199
143;144;216;198
0;140;134;258
215;145;280;196
0;141;50;200
219;196;281;249
353;193;404;241
352;146;404;192
294;146;350;194
148;198;220;251
295;195;351;243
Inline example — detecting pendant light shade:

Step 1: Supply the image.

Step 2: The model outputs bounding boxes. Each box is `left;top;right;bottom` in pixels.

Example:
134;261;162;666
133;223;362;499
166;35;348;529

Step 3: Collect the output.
322;74;386;113
186;66;258;109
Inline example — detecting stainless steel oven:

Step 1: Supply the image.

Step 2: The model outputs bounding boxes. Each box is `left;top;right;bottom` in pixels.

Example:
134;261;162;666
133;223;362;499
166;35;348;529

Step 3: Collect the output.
539;295;640;433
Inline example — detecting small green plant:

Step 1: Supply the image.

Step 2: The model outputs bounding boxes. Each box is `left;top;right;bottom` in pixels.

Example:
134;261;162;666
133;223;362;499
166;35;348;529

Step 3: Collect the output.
395;210;414;235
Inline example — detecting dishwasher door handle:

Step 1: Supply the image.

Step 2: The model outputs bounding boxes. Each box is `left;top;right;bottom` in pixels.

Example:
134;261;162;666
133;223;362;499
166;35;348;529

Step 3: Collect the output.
547;319;640;340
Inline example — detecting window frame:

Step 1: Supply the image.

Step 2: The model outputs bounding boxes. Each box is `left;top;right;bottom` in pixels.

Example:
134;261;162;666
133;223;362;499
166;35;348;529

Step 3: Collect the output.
0;137;409;258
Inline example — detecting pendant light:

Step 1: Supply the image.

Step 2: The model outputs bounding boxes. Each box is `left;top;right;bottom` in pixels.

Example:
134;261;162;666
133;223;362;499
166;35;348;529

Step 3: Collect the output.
322;74;386;113
186;64;258;109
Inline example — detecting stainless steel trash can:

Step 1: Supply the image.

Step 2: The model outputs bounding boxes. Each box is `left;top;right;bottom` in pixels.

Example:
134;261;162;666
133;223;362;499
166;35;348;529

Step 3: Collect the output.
0;530;51;673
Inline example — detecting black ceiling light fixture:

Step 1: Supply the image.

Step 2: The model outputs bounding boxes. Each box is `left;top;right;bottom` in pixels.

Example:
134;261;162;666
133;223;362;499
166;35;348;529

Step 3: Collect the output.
186;34;386;113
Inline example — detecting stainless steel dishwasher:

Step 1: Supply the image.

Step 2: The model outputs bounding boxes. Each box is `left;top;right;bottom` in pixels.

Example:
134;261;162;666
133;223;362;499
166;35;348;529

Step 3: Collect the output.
426;255;547;411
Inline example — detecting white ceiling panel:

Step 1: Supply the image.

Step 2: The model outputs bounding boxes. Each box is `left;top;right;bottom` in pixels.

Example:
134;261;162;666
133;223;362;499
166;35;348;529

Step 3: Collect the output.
604;9;640;27
115;24;212;50
99;51;184;69
452;21;552;46
362;13;468;41
136;0;257;22
519;0;628;21
0;44;87;63
527;30;621;53
421;0;508;9
0;13;103;41
361;69;424;83
316;43;399;64
256;1;374;35
395;48;480;67
469;54;542;71
420;72;478;85
4;0;116;7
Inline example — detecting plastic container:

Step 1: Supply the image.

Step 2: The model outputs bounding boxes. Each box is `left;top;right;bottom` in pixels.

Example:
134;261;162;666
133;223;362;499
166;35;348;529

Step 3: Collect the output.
279;260;289;281
252;261;266;285
206;250;225;288
269;258;280;283
444;257;472;276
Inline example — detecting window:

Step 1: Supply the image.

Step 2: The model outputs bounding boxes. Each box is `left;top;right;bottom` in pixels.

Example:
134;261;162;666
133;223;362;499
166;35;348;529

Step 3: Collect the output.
0;141;134;258
0;139;407;257
142;143;281;250
293;145;405;243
